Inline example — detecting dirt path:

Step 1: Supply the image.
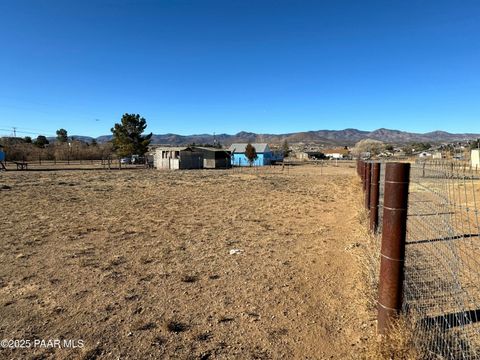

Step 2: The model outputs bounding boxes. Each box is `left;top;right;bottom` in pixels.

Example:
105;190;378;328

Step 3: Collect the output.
0;164;375;359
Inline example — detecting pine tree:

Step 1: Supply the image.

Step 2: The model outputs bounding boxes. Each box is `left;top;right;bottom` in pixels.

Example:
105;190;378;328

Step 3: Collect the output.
56;129;68;143
111;113;152;157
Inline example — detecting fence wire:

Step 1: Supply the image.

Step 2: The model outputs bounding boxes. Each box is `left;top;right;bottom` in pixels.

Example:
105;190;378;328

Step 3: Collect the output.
401;161;480;359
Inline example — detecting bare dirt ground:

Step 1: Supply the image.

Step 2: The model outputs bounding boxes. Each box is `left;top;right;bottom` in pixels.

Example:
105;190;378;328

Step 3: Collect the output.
0;164;376;359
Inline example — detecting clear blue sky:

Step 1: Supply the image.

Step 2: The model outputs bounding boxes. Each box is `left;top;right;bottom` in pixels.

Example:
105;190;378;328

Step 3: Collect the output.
0;0;479;138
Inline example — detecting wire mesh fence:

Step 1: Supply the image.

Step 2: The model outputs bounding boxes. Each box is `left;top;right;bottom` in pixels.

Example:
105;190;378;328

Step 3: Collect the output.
370;159;480;358
404;161;480;359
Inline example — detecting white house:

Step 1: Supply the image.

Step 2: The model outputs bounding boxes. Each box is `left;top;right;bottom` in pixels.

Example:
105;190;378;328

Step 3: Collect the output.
322;148;350;159
418;152;432;158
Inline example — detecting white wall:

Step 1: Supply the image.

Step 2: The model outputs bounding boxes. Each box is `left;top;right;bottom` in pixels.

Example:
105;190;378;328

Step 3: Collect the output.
471;149;480;168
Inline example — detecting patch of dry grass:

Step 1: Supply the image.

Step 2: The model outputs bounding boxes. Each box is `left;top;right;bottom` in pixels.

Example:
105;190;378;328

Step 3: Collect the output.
365;316;421;360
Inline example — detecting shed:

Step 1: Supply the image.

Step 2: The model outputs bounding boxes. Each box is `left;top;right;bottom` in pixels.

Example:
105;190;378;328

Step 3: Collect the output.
228;143;273;166
154;147;203;170
193;147;231;169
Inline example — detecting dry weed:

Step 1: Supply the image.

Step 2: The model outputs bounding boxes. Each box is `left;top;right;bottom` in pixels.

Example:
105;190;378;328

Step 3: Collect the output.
365;316;421;360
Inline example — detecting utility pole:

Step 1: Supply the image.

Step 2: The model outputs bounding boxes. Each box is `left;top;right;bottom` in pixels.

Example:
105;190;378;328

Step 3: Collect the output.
13;127;17;137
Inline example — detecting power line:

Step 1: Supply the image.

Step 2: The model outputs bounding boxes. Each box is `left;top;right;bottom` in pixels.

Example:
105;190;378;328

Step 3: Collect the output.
0;128;55;136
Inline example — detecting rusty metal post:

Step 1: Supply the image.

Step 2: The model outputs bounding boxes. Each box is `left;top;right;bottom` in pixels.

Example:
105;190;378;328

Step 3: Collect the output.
369;162;381;233
377;162;410;335
365;162;371;209
362;161;367;191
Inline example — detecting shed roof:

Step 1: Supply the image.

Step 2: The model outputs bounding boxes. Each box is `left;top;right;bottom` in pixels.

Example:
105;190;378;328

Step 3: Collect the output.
228;143;270;153
194;146;231;153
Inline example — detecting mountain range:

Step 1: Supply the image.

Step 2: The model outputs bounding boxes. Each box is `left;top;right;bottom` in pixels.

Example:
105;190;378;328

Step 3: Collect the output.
70;128;480;146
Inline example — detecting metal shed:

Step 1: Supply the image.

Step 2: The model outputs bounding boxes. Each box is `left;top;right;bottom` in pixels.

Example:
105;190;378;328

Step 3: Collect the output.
193;147;231;169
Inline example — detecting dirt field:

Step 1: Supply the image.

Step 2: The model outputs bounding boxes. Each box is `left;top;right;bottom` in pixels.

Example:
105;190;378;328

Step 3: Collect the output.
0;164;376;359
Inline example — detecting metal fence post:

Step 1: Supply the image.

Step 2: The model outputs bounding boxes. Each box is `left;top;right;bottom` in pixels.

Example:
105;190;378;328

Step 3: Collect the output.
362;161;367;191
378;162;410;335
370;162;380;233
365;162;371;210
360;160;363;179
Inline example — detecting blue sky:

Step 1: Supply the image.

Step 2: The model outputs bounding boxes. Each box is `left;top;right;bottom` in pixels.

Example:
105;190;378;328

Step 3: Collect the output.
0;0;479;138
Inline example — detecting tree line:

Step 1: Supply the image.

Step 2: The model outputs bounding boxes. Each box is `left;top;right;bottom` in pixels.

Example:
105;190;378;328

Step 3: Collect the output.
0;113;152;161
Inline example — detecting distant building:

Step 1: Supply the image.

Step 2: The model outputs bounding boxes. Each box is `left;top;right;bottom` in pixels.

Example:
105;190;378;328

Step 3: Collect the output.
193;147;231;169
154;147;203;170
322;148;350;159
296;151;325;160
471;149;480;168
228;143;273;166
418;152;432;158
432;152;443;159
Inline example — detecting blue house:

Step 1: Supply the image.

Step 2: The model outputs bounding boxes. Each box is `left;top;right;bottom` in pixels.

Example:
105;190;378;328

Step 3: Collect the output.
228;143;273;166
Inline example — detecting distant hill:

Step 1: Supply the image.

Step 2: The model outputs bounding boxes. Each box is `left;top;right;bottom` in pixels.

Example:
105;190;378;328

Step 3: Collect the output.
48;128;480;146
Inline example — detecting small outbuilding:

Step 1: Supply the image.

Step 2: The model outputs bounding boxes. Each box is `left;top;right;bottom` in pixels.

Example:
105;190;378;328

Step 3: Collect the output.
154;147;203;170
193;147;231;169
228;143;273;166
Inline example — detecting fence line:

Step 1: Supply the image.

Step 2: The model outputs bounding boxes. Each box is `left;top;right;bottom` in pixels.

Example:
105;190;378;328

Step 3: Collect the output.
358;160;480;359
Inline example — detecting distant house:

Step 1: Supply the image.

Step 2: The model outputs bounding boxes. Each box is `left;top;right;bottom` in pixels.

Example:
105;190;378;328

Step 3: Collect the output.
418;152;432;158
154;147;203;170
322;148;350;159
228;143;273;166
193;147;231;169
296;151;325;160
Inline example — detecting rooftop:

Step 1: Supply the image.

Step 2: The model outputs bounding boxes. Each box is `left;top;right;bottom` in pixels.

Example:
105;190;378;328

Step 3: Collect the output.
228;143;270;153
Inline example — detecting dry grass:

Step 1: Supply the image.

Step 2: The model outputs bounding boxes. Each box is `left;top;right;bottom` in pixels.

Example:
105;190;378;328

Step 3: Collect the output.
365;316;421;360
